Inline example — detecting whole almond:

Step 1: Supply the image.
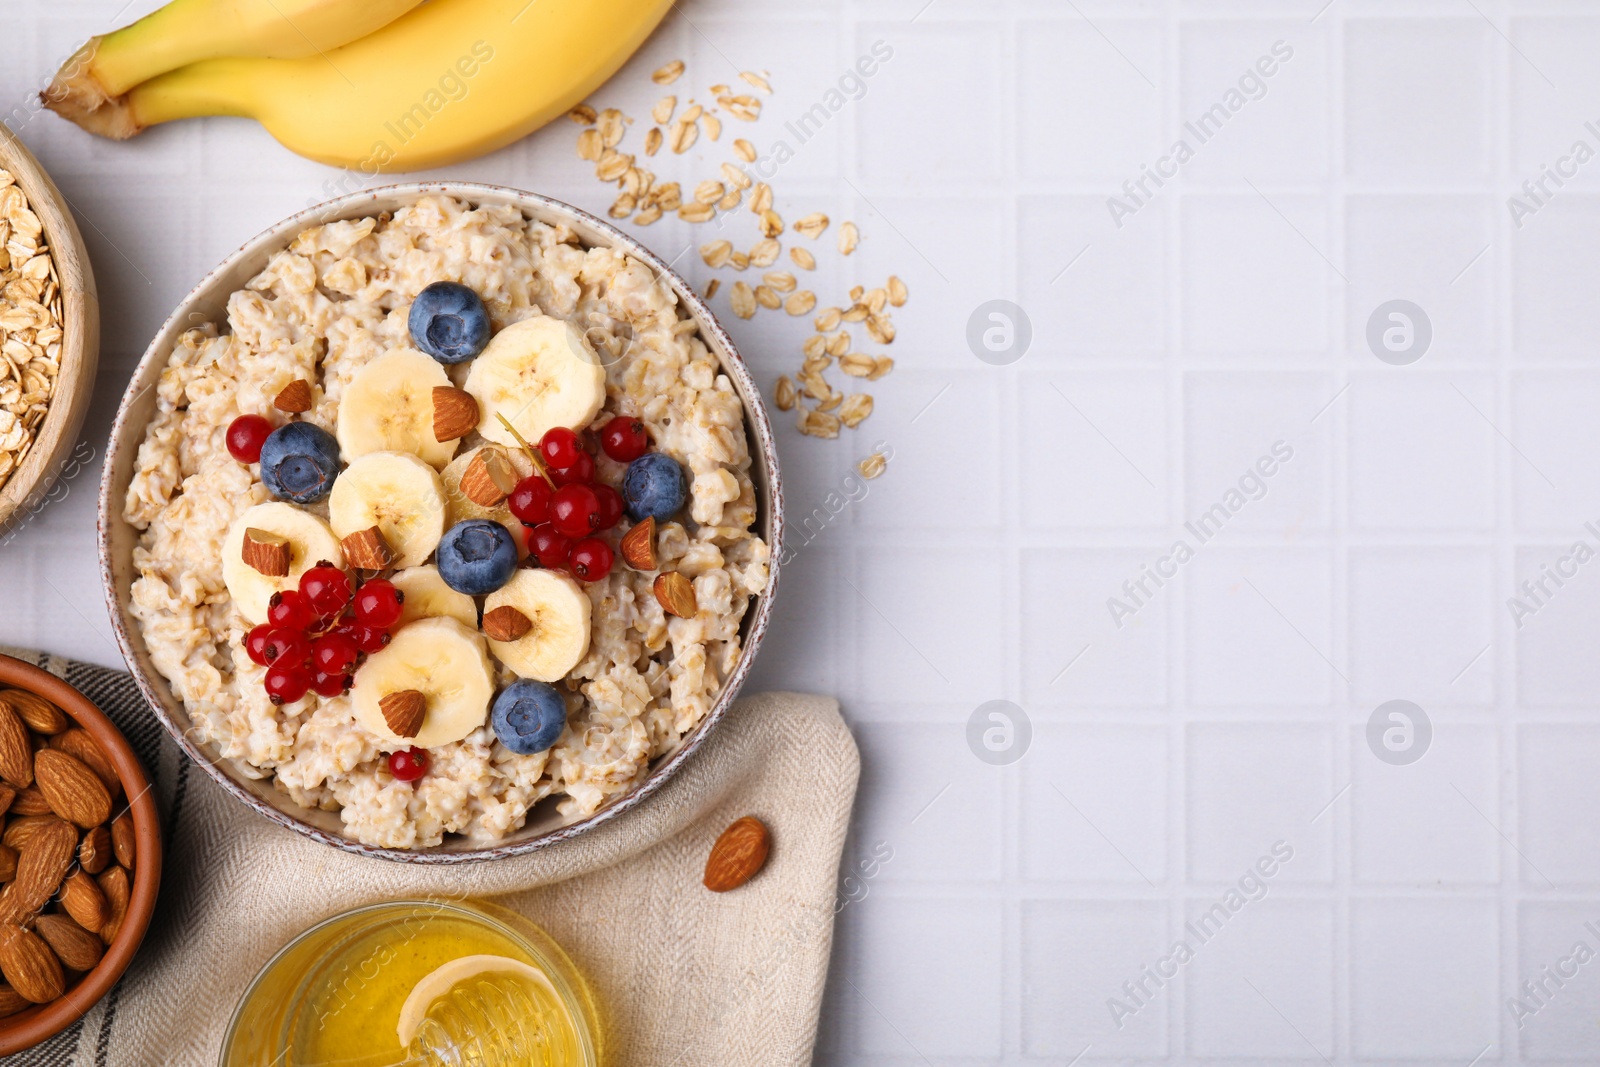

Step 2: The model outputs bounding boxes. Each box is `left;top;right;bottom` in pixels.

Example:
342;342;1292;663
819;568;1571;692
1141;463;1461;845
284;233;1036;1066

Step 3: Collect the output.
0;691;68;736
0;784;14;818
0;702;32;787
112;813;135;870
432;386;480;442
482;606;532;643
0;846;14;882
49;731;120;800
703;816;771;892
620;517;657;571
0;924;62;1003
35;914;102;973
9;786;51;817
654;571;698;618
78;826;111;875
1;815;55;852
97;866;130;946
59;870;108;933
0;983;27;1018
35;749;111;829
0;818;75;923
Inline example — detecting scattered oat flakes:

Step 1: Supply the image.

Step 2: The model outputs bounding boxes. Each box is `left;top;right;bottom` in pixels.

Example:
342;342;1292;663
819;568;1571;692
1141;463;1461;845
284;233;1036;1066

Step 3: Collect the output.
774;376;796;411
785;291;817;316
703;114;722;141
644;127;663;156
653;96;676;125
858;453;887;480
814;307;842;332
888;275;908;307
740;71;772;94
718;189;742;211
721;162;752;190
722;94;761;121
568;104;597;125
838;221;859;255
668;118;698;154
754;285;781;310
609;193;635;218
748;239;780;268
802;335;827;360
694;180;725;204
839;394;873;428
678;201;714;223
826;331;850;358
758;210;784;238
595;151;632;182
655;182;683;210
750;183;774;214
704;278;720;299
730;251;750;271
793;212;829;240
652;60;685;85
730;282;756;319
597;109;626;147
840;353;875;377
636;203;663;225
790;247;816;271
764;271;796;293
798;409;841;439
734;139;757;163
576;129;603;161
866;313;895;345
700;240;733;268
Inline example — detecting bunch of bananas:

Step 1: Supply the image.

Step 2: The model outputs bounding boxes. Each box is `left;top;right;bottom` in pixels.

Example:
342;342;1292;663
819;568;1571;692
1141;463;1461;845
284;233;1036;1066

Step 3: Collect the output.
41;0;674;172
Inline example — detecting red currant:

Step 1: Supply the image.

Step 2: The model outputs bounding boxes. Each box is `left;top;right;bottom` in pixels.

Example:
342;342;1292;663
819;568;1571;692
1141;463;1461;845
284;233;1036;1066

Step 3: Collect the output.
299;562;353;618
569;537;614;582
353;623;391;655
550;484;602;538
550;450;594;487
244;623;274;666
310;670;352;698
262;628;311;666
592;484;623;530
353;579;404;629
527;524;573;569
225;414;273;464
312;632;360;674
389;747;428;782
264;663;312;705
266;590;315;632
538;427;582;470
600;416;650;462
508;476;554;525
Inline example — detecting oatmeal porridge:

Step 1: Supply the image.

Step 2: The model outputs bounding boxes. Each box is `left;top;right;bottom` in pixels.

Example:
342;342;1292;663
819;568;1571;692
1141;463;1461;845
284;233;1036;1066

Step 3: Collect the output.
124;195;770;849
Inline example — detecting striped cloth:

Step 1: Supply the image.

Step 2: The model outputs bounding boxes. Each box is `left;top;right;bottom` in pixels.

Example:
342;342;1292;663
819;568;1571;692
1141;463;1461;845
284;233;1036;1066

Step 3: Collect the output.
3;649;857;1067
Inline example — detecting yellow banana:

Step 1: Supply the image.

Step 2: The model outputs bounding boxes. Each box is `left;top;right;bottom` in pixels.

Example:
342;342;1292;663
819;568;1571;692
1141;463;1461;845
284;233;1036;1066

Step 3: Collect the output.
47;0;676;174
43;0;426;121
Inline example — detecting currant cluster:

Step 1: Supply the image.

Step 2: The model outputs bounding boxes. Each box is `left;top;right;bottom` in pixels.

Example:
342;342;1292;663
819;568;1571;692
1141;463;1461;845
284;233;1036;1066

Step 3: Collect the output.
508;416;649;583
243;564;404;705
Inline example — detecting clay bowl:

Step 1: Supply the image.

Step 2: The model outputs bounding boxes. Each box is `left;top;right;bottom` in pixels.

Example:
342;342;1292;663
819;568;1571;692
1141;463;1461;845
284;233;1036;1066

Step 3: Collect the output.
0;123;100;535
0;654;161;1055
99;183;783;863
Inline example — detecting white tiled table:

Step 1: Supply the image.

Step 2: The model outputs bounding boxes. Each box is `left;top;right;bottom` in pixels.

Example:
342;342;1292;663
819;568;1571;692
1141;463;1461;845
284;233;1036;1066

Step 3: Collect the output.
7;0;1600;1062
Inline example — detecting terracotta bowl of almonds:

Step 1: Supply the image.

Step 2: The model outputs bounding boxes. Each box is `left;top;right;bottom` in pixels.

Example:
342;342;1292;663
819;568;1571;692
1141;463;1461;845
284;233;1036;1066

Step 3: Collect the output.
0;655;159;1055
0;124;99;535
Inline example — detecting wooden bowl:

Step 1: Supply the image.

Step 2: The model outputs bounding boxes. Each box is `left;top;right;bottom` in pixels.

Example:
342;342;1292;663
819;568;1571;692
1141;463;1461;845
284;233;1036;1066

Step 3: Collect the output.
0;124;99;534
99;183;783;862
0;655;161;1055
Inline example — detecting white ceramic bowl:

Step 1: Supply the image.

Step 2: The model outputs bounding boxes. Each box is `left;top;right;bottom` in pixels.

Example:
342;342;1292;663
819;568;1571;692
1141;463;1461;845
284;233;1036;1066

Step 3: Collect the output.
97;183;784;862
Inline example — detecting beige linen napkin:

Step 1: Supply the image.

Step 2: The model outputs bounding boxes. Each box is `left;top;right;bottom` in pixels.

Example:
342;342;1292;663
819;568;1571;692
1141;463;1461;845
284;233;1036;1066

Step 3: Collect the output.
5;651;858;1067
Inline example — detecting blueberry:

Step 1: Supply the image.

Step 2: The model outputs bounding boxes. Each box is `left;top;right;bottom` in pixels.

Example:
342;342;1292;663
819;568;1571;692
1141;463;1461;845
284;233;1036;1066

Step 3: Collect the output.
436;520;518;595
259;422;341;504
622;452;687;521
491;679;568;755
408;281;491;364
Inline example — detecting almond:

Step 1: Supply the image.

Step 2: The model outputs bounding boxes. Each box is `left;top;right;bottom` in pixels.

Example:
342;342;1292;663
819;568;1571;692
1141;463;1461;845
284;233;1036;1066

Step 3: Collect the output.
0;702;31;787
0;846;15;882
0;924;62;1002
49;731;120;800
9;787;50;816
35;749;111;829
241;527;292;577
97;866;129;946
341;525;395;572
1;815;54;852
78;825;110;875
59;870;107;933
433;386;480;442
34;914;102;973
482;606;532;642
0;784;14;818
0;691;68;736
0;818;74;923
703;815;771;892
0;983;27;1018
460;446;517;507
379;690;426;739
112;812;135;870
273;378;314;414
654;571;697;618
620;517;657;570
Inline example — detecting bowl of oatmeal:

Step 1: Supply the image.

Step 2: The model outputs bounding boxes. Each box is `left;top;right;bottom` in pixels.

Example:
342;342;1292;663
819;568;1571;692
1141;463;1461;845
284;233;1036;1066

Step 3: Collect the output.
97;185;782;861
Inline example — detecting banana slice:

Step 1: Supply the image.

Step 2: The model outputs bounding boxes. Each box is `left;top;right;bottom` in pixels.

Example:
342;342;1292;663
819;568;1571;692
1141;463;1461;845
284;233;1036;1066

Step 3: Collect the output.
350;617;494;748
439;445;532;560
465;316;606;449
222;502;345;625
329;451;447;569
391;565;478;629
483;569;591;682
337;348;460;469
